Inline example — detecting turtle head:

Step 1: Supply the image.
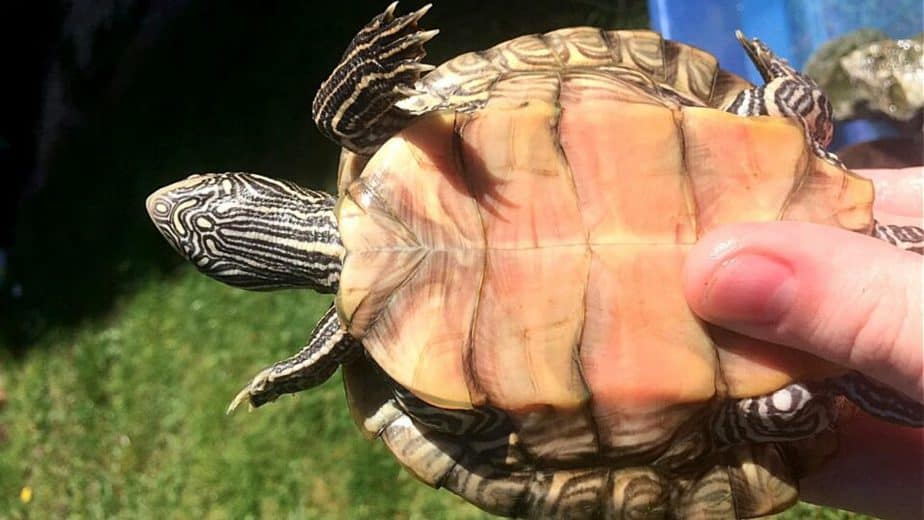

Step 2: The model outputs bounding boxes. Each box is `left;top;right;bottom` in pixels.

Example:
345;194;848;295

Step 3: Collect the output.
146;172;344;293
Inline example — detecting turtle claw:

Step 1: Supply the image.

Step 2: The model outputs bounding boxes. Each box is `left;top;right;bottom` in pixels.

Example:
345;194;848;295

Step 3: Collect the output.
381;1;429;24
373;2;432;38
407;3;433;24
414;28;440;44
383;1;398;19
226;387;254;415
226;367;275;414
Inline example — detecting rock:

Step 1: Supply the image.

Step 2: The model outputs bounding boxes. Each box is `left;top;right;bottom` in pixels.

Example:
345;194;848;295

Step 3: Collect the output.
806;30;924;121
840;34;924;121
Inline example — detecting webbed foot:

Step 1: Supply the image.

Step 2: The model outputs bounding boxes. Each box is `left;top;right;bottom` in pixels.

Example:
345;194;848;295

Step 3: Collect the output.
311;2;438;154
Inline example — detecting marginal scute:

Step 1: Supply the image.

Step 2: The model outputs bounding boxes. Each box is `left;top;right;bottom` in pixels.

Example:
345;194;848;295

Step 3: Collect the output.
381;414;462;486
522;468;608;518
608;468;671;518
544;27;613;68
403;28;751;118
498;34;560;69
726;444;799;517
610;30;663;77
678;465;735;519
663;40;720;103
782;158;874;233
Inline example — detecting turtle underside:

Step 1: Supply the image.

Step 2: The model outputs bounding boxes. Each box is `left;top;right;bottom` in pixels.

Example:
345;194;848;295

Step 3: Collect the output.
333;29;872;518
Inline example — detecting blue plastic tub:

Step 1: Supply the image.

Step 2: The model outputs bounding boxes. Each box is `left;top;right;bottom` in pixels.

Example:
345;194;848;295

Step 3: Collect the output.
647;0;924;149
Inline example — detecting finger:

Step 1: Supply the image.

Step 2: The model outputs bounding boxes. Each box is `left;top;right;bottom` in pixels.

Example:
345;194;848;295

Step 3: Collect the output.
857;167;923;217
683;221;923;401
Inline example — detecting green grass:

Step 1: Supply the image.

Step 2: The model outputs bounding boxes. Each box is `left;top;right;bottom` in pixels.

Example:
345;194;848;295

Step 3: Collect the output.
0;268;870;519
0;270;491;518
0;1;875;518
0;269;868;519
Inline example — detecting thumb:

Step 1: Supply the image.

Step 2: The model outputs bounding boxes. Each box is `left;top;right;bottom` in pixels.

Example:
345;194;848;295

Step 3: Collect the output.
683;221;923;401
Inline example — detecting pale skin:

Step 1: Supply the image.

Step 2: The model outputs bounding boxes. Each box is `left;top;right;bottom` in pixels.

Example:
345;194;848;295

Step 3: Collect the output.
683;167;924;519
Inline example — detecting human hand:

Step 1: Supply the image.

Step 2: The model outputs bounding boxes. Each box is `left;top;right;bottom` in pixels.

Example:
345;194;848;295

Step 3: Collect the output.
682;167;924;519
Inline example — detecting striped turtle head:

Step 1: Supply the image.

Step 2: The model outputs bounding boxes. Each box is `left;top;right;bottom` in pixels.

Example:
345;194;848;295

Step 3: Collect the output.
146;172;344;293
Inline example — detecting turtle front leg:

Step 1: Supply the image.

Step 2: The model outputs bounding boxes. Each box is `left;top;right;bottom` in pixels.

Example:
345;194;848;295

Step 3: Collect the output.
311;2;438;154
228;306;361;412
725;31;841;165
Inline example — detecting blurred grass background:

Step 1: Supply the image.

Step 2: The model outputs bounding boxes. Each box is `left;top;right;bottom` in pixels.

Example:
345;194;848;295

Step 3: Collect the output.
0;1;871;517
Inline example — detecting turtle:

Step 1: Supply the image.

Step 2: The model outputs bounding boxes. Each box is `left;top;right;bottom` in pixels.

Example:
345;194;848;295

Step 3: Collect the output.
145;3;924;518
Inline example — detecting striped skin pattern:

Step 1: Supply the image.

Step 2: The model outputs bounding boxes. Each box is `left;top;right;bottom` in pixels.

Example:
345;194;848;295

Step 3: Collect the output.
311;2;437;155
146;172;343;293
831;372;924;428
393;384;514;440
710;383;837;446
227;306;360;411
875;220;924;255
725;31;841;166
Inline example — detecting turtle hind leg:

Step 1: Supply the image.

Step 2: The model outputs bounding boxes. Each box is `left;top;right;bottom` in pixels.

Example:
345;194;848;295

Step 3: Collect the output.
711;382;838;447
724;31;841;165
831;372;924;427
227;306;360;412
710;375;922;447
311;2;438;155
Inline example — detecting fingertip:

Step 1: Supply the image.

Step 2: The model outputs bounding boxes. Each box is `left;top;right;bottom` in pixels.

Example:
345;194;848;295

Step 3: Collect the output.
683;224;798;326
683;221;923;399
681;225;742;315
